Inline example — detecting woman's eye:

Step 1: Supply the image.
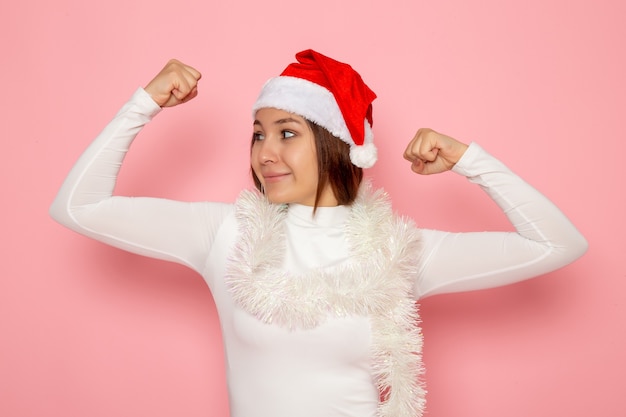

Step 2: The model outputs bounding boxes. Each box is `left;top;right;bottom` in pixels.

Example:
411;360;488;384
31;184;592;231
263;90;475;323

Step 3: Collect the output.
282;130;295;139
252;132;265;141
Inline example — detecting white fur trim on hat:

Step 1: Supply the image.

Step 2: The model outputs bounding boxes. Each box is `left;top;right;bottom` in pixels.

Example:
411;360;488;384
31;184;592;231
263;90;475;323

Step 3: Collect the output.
252;76;377;168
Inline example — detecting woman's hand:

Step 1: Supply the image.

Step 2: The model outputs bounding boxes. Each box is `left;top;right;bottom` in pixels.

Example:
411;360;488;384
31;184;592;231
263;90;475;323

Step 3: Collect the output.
403;128;469;175
144;59;202;108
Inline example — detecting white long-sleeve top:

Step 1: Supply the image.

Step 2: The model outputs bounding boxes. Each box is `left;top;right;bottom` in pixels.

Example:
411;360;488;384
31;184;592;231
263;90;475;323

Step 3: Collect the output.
50;88;587;417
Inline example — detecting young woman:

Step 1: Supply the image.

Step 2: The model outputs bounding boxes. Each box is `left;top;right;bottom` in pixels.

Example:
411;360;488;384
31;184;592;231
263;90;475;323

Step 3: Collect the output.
50;50;588;417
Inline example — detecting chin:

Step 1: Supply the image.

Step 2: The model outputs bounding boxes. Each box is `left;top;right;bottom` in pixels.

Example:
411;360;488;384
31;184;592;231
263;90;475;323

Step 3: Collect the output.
265;192;289;205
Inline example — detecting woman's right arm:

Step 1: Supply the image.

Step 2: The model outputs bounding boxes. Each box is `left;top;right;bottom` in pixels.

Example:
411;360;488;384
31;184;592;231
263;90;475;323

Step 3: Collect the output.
50;61;232;274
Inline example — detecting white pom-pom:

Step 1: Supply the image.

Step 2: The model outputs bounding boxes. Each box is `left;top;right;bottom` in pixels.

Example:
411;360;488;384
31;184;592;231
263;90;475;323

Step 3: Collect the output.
350;143;378;168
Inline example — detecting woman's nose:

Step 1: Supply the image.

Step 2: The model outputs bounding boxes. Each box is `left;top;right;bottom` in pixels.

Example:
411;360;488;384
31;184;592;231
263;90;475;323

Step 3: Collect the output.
257;138;278;164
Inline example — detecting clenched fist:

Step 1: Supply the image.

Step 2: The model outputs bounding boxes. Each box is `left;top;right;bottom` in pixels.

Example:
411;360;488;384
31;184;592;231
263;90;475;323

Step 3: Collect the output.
144;59;202;107
403;128;469;175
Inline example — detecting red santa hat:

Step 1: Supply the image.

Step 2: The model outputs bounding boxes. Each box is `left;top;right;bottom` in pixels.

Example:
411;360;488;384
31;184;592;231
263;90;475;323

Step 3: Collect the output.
252;49;378;168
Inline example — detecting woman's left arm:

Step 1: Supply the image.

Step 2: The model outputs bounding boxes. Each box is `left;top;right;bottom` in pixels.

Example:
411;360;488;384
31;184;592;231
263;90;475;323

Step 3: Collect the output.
404;129;588;298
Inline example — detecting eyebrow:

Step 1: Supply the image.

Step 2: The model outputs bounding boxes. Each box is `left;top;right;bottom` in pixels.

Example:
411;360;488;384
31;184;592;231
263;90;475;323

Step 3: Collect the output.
253;117;304;127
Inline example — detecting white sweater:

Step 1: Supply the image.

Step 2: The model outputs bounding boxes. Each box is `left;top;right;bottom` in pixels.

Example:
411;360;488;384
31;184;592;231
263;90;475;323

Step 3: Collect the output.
50;88;587;417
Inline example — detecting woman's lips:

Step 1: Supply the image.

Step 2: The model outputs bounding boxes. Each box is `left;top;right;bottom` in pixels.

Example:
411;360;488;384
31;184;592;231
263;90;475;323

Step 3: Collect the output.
263;173;290;183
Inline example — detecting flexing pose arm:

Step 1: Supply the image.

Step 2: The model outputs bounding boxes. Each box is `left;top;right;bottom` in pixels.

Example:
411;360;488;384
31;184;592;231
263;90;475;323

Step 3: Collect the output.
404;129;588;298
50;60;233;273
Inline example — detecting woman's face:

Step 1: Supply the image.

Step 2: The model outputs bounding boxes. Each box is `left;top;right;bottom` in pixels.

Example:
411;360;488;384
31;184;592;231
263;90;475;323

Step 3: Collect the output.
251;108;337;207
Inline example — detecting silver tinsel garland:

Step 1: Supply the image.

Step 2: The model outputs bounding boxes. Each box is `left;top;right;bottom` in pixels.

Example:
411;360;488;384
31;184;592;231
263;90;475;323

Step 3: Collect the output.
226;183;427;417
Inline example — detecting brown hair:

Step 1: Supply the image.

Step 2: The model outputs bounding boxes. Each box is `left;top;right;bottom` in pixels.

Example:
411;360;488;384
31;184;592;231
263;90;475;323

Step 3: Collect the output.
250;120;363;210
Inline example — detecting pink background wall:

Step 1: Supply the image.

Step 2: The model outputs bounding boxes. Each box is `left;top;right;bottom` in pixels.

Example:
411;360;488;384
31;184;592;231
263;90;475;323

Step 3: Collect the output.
2;0;624;416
